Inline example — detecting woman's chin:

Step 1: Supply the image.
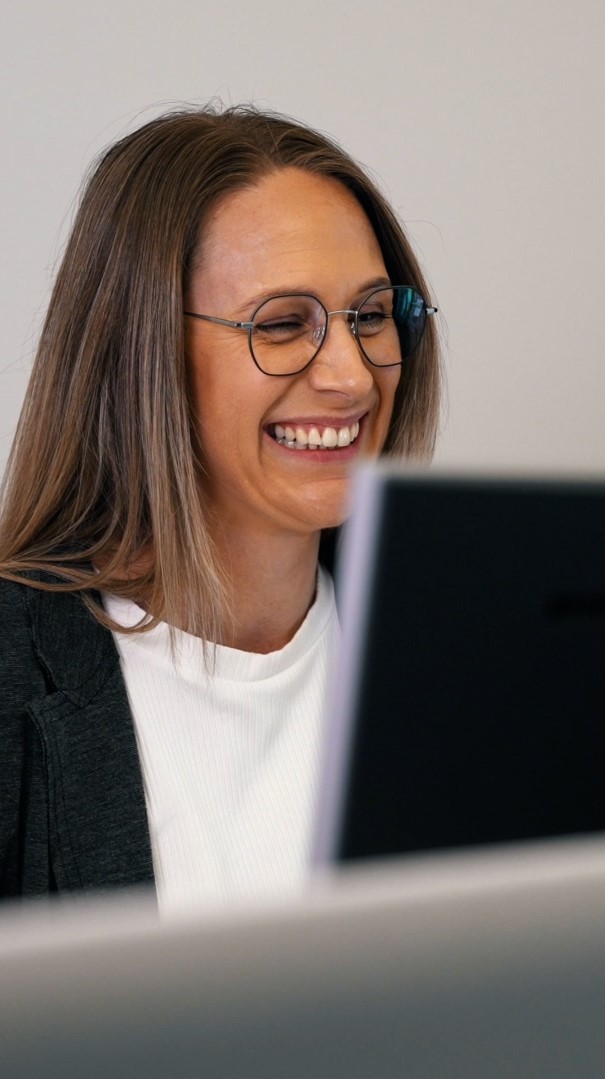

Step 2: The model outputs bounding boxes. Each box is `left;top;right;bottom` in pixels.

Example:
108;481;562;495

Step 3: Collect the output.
306;498;351;533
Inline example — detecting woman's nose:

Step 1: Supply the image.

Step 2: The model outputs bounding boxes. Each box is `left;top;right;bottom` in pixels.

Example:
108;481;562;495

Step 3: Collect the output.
306;313;374;396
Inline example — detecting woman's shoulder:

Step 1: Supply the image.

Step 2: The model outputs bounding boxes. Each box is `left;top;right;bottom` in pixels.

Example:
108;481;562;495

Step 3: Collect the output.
0;572;116;685
0;573;36;641
0;570;76;632
0;573;66;663
0;575;59;737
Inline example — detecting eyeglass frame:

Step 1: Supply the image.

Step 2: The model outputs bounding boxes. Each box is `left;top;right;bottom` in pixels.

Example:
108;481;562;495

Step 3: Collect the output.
184;285;437;378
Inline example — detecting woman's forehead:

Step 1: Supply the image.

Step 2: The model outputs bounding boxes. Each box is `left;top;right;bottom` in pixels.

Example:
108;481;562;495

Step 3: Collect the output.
190;168;386;305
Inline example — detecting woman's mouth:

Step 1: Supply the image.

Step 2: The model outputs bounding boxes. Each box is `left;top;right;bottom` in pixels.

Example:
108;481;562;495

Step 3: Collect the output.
268;419;361;450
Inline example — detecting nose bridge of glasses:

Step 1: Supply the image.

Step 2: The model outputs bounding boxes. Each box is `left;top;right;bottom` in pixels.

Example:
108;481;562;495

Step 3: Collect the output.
312;308;358;345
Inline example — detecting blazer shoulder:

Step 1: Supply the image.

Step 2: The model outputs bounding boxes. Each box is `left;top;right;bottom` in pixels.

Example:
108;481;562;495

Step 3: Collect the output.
0;573;119;702
0;575;36;660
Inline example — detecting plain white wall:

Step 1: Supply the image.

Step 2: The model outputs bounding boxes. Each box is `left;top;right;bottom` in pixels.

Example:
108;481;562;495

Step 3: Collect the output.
2;0;604;476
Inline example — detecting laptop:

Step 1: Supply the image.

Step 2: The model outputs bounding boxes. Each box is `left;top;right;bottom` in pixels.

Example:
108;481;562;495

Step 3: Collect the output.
313;465;605;866
3;839;605;1078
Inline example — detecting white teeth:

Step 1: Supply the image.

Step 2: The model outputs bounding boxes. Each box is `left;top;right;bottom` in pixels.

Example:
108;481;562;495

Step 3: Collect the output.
321;427;338;448
272;420;361;450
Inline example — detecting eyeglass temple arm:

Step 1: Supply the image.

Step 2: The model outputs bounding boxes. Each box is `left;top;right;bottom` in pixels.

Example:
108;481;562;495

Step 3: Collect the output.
183;312;254;330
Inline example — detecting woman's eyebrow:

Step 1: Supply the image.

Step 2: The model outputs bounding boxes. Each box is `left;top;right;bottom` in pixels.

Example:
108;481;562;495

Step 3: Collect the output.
233;276;392;315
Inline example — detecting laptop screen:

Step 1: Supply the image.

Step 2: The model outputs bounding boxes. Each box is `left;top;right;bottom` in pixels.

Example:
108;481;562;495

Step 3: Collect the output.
314;467;605;866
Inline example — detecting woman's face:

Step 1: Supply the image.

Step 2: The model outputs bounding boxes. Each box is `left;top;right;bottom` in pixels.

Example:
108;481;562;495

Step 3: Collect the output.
185;167;400;540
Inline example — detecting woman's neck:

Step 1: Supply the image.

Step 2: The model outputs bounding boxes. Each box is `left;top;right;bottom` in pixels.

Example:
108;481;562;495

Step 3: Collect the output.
217;526;321;654
97;525;323;652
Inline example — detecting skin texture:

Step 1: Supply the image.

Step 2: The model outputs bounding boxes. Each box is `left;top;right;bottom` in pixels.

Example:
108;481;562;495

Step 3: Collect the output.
185;168;400;650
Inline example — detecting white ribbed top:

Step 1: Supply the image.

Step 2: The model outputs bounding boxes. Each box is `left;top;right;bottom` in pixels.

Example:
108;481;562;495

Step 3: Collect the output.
104;567;338;915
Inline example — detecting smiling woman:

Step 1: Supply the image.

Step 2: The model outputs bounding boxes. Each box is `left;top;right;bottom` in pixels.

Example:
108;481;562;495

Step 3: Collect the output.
0;104;440;909
185;171;401;567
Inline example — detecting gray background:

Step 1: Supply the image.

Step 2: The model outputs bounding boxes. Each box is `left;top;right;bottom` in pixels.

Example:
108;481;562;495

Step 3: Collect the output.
2;0;604;476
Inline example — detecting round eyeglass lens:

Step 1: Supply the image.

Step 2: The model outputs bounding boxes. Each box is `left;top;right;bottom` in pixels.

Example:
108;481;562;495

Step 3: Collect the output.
250;294;326;376
356;286;427;366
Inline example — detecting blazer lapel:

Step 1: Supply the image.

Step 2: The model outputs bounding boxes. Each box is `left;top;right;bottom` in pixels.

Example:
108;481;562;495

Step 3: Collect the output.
25;584;155;894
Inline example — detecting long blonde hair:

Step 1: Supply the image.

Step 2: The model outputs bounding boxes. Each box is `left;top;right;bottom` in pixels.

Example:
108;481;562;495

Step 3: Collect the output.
0;104;441;641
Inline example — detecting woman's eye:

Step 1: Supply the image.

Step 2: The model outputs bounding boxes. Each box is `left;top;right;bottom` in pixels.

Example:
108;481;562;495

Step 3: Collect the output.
254;318;307;338
357;309;389;334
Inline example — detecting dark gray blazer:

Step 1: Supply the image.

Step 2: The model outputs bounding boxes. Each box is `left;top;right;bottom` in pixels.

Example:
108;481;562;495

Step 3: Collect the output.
0;532;337;900
0;577;155;899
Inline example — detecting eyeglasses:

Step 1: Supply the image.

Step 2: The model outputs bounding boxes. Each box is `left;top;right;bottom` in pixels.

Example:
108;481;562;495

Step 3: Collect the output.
184;285;437;377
